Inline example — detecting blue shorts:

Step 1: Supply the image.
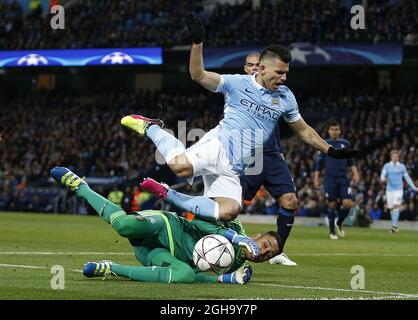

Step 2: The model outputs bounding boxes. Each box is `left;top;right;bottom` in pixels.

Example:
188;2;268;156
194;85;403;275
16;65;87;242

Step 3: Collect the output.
240;153;296;201
324;176;352;201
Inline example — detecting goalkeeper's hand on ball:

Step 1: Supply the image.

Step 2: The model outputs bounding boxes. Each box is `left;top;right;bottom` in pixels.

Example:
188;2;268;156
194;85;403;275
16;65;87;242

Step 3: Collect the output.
185;11;205;44
218;264;253;284
224;229;260;257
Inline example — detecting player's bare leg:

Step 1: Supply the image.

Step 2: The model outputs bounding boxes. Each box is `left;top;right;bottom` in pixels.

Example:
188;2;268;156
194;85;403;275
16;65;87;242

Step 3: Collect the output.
168;153;194;177
213;197;240;221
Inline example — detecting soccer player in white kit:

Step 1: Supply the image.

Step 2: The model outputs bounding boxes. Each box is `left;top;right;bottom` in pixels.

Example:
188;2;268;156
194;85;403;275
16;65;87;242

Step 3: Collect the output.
120;13;359;223
380;149;417;233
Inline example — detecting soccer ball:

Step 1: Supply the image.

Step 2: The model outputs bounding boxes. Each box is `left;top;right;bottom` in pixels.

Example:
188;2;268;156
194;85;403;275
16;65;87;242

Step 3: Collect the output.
193;234;235;275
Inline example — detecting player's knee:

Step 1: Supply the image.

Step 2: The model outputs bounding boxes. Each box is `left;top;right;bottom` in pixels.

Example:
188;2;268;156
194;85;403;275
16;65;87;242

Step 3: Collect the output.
172;265;195;283
342;199;353;209
112;221;127;237
279;193;298;210
112;218;134;238
169;162;193;177
219;202;240;220
327;201;337;209
168;154;193;177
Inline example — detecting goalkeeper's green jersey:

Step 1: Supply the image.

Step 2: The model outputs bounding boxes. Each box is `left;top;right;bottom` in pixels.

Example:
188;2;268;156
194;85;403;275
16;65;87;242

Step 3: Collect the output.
128;210;246;273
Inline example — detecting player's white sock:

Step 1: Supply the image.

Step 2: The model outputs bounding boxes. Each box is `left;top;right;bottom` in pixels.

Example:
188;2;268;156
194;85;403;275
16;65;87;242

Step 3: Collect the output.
147;125;185;163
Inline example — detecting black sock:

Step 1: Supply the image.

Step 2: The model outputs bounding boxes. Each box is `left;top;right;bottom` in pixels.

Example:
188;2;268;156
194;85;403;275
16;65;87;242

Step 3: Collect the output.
276;207;295;252
327;207;337;234
337;207;350;227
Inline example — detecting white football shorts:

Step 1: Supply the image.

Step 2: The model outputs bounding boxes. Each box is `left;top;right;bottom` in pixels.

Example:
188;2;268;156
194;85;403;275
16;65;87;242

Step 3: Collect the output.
386;190;403;209
185;128;242;206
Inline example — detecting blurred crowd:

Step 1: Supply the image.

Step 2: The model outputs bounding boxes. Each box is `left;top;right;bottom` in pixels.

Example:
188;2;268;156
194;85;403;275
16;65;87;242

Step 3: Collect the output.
1;0;417;50
0;89;221;182
0;89;417;220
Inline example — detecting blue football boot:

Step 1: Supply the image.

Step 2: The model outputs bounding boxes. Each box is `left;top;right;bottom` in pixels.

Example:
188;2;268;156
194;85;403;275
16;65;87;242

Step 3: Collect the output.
83;260;115;279
50;166;86;191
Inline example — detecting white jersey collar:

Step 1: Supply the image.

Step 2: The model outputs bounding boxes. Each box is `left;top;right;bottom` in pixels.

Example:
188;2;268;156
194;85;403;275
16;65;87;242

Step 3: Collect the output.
251;73;266;92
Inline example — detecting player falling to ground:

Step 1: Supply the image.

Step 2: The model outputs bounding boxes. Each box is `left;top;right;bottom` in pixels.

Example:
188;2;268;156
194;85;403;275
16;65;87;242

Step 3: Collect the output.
380;150;417;233
50;167;281;284
120;13;359;254
313;120;360;240
241;52;295;266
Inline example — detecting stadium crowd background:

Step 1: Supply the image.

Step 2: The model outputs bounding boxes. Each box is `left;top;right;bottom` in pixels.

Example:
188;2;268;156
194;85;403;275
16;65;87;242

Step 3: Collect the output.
1;0;418;50
0;0;417;223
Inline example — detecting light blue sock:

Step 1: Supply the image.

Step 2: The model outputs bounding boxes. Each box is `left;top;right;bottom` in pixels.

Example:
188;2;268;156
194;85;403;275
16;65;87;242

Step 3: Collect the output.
146;125;185;163
167;189;219;220
391;209;400;227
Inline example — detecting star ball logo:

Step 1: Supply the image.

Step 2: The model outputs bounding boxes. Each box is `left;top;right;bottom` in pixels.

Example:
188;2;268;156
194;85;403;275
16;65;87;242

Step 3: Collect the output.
17;54;49;66
100;52;134;65
288;44;332;64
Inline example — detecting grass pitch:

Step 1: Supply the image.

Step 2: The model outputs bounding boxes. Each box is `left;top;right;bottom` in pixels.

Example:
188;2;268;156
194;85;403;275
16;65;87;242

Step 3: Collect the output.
1;211;417;300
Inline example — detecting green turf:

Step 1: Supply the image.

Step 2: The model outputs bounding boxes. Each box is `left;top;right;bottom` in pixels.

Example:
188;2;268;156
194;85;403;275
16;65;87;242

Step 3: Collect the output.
1;211;417;300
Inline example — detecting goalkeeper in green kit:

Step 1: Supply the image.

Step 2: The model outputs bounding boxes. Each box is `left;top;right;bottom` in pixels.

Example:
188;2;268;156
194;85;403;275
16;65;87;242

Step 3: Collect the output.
50;167;282;284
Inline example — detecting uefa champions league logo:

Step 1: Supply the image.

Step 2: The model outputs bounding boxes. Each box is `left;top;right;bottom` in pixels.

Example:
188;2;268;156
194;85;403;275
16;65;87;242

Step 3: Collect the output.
288;44;332;64
17;53;49;66
0;49;159;68
100;52;134;64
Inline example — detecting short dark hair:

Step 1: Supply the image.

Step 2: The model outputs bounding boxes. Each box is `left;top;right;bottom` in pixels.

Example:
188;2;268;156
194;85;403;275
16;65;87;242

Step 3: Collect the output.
265;231;283;254
260;45;292;64
327;119;340;130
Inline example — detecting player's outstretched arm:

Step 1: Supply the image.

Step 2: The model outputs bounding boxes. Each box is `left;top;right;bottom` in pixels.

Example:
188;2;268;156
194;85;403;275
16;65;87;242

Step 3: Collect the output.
223;229;260;257
313;151;324;189
313;170;321;190
351;165;360;184
186;12;221;92
403;169;418;192
380;166;387;182
289;118;359;159
289;117;331;153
